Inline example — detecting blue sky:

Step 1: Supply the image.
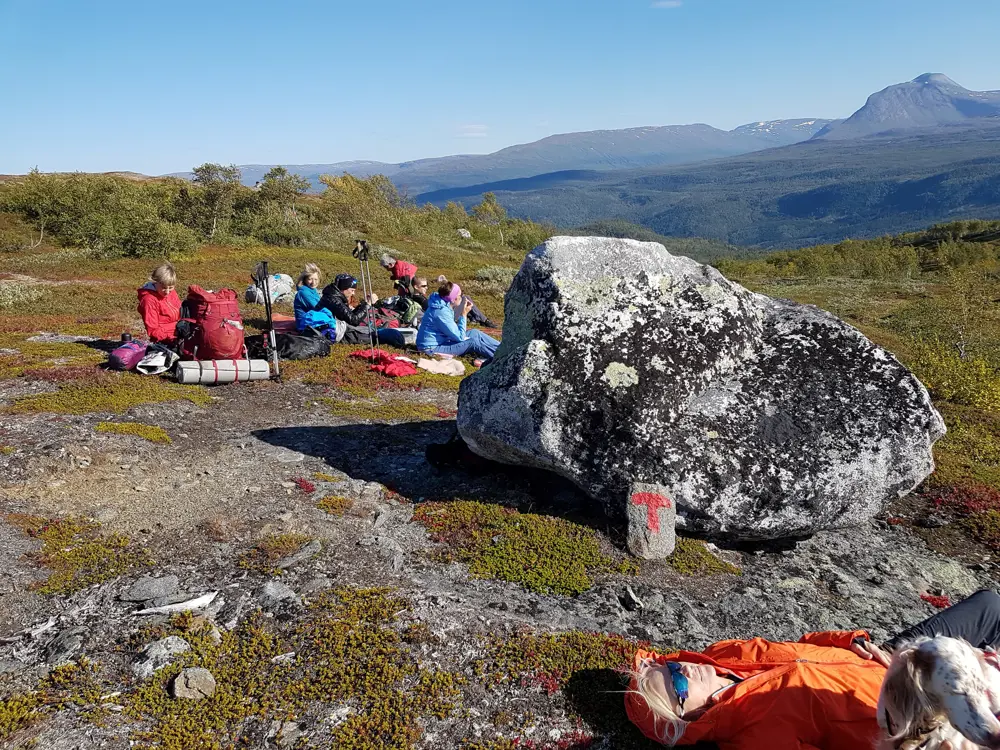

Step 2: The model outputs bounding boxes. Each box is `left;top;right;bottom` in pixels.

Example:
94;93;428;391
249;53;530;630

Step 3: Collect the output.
1;0;998;175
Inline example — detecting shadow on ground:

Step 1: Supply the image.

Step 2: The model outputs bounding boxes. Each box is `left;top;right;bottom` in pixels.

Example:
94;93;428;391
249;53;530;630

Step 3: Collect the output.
253;421;613;528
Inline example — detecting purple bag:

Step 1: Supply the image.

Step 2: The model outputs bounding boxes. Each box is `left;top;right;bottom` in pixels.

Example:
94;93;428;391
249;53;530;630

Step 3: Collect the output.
108;341;147;371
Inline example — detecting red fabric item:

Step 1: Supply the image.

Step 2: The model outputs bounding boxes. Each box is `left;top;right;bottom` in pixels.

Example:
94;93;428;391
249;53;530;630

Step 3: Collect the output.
137;285;182;344
180;286;245;361
349;349;419;377
389;260;417;281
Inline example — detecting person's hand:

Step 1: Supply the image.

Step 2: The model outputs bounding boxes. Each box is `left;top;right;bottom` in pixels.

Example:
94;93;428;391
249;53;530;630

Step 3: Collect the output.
850;639;892;668
462;299;474;316
367;293;378;304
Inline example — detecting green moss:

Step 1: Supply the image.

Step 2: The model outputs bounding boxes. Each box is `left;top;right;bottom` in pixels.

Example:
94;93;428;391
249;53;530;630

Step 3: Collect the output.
0;445;13;455
237;533;313;575
667;537;742;576
313;472;343;483
317;495;354;515
0;693;42;743
125;587;463;750
6;373;212;415
479;630;657;692
324;395;444;423
95;422;172;444
413;501;636;595
6;514;152;594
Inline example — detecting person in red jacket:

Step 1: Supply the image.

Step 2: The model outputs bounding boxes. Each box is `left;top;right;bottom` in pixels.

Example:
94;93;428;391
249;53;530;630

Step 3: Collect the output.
137;262;183;347
379;253;418;295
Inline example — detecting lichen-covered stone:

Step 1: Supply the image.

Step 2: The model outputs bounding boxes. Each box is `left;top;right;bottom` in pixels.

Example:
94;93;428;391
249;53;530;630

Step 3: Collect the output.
457;236;944;548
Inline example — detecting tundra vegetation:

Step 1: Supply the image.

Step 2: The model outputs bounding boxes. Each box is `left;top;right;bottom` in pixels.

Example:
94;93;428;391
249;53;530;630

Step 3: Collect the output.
0;168;998;747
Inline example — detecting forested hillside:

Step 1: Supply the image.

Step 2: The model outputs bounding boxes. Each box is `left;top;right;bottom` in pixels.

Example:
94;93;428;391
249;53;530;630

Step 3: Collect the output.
422;122;1000;248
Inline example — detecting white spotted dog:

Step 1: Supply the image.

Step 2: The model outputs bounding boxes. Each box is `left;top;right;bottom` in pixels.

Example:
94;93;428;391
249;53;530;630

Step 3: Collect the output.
878;636;1000;750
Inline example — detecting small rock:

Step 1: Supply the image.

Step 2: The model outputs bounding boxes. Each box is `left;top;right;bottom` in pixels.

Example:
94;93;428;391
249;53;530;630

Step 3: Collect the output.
276;540;321;571
121;575;180;603
133;636;191;680
0;659;23;675
918;513;950;529
619;584;644;612
300;577;333;595
169;667;216;700
44;627;87;666
270;719;306;748
457;228;472;239
256;581;300;611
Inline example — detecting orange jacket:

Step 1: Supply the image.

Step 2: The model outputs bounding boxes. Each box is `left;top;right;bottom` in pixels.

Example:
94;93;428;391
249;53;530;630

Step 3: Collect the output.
626;630;885;750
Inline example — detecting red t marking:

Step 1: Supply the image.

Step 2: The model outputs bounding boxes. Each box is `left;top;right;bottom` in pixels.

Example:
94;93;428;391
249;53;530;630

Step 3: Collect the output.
631;492;672;532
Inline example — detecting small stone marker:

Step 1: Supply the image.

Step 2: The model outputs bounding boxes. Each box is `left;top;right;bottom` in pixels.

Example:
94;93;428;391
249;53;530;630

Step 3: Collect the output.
626;483;676;559
170;667;216;700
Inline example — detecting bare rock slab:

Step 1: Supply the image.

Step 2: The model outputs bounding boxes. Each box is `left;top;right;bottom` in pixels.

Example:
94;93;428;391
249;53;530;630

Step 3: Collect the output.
457;236;944;550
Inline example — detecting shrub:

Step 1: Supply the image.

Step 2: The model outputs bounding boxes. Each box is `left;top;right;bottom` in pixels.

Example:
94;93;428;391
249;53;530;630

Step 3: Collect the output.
907;343;1000;413
0;280;48;309
318;495;353;515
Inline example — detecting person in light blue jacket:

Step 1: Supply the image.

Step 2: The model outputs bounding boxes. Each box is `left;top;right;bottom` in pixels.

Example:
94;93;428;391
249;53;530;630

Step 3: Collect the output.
416;281;500;364
293;263;339;332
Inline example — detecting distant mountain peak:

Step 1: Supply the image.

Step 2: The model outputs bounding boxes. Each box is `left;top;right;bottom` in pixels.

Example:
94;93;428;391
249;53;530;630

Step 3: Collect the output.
913;73;960;87
813;73;1000;140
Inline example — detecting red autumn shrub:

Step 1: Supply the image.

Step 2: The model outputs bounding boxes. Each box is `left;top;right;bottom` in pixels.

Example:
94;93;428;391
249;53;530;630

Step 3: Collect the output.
920;593;951;609
932;483;1000;517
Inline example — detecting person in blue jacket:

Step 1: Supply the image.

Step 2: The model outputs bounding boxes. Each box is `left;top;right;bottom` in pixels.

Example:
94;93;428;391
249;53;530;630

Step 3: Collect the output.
416;281;500;364
293;263;338;332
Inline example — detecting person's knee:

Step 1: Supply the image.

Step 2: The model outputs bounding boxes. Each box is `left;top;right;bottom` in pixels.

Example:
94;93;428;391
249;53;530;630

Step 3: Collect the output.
968;589;1000;615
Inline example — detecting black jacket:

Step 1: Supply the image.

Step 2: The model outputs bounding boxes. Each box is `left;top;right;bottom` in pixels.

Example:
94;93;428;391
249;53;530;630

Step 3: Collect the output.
320;285;370;327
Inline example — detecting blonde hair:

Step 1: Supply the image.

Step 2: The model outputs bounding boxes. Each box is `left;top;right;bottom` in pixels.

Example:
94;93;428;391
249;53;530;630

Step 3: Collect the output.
150;262;176;287
298;262;321;287
630;662;689;746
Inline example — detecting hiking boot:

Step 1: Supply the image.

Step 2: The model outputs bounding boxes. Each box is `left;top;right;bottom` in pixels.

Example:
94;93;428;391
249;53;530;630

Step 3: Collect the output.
483;319;499;329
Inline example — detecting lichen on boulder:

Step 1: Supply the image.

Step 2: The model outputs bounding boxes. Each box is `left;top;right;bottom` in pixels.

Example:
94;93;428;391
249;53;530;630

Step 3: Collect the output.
457;236;945;555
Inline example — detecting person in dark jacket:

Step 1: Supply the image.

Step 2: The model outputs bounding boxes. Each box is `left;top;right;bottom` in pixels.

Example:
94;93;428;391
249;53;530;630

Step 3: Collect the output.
320;274;405;347
320;273;376;327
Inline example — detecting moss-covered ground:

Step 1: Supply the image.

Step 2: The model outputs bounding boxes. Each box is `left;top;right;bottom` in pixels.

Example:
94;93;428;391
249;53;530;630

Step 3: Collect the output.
413;501;639;596
5;514;152;595
95;421;173;443
238;533;314;575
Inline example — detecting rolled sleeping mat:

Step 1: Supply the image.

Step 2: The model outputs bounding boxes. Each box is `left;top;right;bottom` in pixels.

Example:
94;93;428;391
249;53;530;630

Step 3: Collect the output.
175;359;270;385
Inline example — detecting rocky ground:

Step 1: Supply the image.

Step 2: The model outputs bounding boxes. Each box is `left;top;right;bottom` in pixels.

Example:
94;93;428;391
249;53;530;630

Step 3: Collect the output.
1;366;995;750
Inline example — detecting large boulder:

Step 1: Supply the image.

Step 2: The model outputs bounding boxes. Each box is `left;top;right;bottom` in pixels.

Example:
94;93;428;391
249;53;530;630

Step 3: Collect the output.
457;236;944;556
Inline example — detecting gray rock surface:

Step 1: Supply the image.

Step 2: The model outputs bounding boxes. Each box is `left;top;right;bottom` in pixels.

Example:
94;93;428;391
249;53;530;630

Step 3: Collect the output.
170;667;217;700
255;581;300;613
458;236;944;547
132;636;191;680
43;627;87;666
121;575;179;603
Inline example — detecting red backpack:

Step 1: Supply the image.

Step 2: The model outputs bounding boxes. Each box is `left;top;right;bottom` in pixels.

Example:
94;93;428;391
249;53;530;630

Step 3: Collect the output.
180;286;246;361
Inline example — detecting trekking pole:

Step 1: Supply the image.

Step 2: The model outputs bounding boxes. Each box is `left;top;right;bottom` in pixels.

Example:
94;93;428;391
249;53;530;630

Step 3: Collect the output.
353;240;381;362
260;261;281;380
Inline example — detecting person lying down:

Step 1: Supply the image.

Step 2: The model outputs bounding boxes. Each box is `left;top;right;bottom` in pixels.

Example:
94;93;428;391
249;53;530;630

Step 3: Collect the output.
627;589;1000;750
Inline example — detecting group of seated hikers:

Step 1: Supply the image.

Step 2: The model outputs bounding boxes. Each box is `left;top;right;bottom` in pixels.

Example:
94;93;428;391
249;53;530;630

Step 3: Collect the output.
628;588;1000;749
136;255;502;364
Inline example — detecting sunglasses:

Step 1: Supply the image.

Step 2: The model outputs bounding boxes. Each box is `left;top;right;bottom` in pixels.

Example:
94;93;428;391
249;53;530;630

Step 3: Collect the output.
665;662;689;708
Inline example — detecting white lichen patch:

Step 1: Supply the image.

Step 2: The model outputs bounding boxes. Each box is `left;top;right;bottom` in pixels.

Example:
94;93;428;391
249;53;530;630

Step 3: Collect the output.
602;362;639;390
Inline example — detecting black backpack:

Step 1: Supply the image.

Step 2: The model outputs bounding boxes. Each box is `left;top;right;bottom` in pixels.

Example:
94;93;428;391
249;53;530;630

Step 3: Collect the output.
245;331;331;361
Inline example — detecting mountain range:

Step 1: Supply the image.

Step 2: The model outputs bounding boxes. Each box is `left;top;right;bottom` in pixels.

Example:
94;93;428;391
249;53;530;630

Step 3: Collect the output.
173;119;835;195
